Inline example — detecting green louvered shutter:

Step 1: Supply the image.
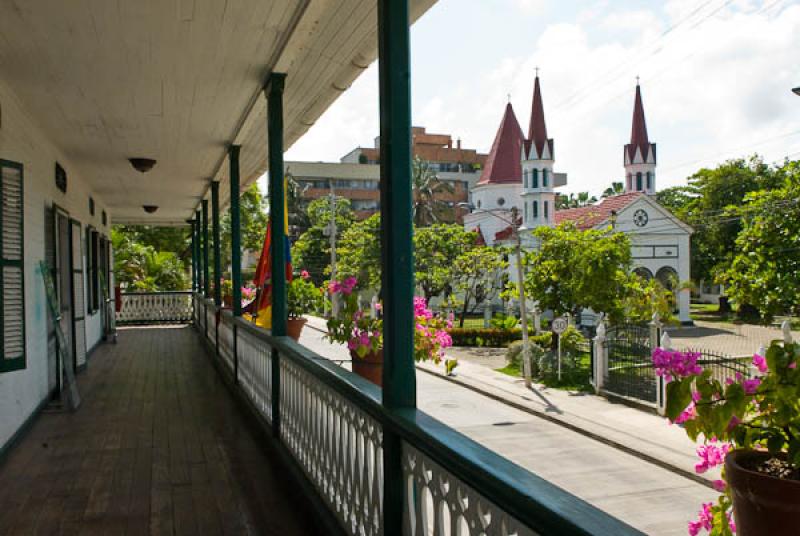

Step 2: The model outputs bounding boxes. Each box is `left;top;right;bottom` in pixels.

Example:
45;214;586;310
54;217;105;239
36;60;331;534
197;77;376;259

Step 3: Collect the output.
0;160;25;372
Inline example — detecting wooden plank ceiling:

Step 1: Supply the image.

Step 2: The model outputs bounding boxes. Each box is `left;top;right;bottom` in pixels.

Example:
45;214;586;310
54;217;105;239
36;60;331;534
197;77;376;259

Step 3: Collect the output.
0;0;435;225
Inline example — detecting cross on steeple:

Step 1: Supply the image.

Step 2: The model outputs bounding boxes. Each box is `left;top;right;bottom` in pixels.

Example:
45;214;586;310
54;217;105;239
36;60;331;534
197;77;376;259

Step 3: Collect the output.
535;66;539;77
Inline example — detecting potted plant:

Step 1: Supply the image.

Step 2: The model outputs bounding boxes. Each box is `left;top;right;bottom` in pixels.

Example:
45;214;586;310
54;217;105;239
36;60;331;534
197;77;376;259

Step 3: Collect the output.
326;278;457;386
286;270;319;341
654;328;800;536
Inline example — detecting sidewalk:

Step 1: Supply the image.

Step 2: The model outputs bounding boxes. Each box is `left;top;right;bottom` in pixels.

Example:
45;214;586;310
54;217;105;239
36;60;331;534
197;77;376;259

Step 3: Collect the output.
305;316;713;487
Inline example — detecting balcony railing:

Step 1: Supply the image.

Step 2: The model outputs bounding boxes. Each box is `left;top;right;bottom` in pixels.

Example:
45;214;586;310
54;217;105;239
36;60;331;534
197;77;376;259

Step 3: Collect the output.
116;290;193;325
193;292;643;536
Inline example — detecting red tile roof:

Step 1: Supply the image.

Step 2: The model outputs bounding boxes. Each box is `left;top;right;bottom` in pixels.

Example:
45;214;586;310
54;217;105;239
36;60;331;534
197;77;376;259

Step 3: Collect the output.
477;103;524;185
493;216;523;241
554;192;643;230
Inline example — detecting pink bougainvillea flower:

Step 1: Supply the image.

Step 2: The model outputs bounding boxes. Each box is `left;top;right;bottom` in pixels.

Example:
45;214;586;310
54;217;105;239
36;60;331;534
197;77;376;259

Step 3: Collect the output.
752;353;768;373
673;403;696;425
694;442;731;474
742;377;761;395
712;479;726;492
790;361;797;369
347;339;357;351
300;270;310;279
652;348;702;382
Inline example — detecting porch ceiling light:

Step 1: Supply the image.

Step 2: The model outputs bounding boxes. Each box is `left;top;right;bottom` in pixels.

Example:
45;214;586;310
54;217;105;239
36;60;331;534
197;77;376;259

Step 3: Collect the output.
129;157;157;173
793;87;800;96
142;205;159;213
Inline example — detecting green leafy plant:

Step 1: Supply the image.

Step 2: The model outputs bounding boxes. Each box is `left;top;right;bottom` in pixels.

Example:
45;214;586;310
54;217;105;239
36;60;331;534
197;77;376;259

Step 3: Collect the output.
655;335;800;535
287;271;321;318
490;313;519;330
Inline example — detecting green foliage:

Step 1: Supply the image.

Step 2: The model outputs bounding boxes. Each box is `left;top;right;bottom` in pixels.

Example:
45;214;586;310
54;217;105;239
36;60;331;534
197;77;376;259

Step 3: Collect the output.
506;340;545;375
414;224;477;300
451;246;508;326
521;223;633;323
220;183;269;268
447;327;550;348
672;156;780;284
623;274;675;324
111;227;189;291
292;196;354;285
558;325;586;358
723;161;800;319
490;313;519;330
602;182;624;198
287;275;321;318
555;191;597;209
412;157;454;226
337;213;382;290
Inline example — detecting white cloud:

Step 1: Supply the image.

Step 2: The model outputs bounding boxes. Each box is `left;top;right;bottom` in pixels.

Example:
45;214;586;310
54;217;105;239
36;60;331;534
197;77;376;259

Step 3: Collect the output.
286;0;800;197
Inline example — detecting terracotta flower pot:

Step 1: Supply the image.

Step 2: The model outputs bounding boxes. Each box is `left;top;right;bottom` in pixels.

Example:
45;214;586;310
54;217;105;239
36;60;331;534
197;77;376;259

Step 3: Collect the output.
725;449;800;536
351;348;383;387
222;295;233;308
286;317;307;341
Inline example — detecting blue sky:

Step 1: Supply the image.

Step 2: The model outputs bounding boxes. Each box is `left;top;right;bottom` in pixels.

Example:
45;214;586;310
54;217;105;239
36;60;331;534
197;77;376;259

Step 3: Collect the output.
284;0;800;197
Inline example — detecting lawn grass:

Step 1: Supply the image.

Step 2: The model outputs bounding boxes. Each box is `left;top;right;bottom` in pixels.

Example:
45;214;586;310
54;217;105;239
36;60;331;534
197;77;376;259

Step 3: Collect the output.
496;352;593;392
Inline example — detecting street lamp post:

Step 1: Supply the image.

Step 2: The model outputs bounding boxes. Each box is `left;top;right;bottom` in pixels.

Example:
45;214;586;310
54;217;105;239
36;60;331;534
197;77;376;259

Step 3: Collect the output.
461;203;533;389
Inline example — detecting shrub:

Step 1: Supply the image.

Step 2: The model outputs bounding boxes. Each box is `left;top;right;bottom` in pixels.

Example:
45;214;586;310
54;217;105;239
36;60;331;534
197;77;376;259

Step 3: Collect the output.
448;327;551;348
506;340;546;376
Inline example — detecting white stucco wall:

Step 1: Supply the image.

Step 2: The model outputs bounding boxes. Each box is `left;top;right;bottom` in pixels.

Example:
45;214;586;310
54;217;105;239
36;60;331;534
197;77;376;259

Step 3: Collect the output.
0;79;110;448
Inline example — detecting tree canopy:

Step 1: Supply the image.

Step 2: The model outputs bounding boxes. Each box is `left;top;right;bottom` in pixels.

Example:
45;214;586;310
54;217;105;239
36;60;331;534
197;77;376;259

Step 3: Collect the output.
111;227;189;291
292;196;355;285
723;161;800;319
412;157;454;226
414;224;477;300
336;213;382;290
220;183;269;272
451;246;508;326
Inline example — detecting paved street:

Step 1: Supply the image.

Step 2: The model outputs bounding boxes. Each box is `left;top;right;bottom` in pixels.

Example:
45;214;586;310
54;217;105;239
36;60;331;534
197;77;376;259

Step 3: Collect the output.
300;322;713;536
666;319;797;356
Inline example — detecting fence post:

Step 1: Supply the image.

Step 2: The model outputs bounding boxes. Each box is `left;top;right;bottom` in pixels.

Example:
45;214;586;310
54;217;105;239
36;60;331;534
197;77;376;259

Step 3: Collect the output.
649;312;662;352
593;321;606;394
782;320;793;345
656;331;672;416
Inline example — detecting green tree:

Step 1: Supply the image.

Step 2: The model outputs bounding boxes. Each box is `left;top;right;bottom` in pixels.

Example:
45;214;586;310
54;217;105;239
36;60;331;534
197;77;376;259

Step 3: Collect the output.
654;185;694;215
556;191;597;209
602;181;624;198
723;161;800;319
451;246;508;327
220;183;269;273
292;196;354;285
111;228;189;291
414;224;477;300
679;156;779;283
523;224;633;323
337;213;382;290
412;157;454;226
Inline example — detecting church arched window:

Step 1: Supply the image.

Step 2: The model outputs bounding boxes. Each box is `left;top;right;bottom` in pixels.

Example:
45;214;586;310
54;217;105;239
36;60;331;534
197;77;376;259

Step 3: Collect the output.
524;202;528;222
646;171;652;190
523;169;528;188
627;173;632;191
532;169;538;188
544;200;549;221
543;169;549;187
636;172;643;191
533;201;538;219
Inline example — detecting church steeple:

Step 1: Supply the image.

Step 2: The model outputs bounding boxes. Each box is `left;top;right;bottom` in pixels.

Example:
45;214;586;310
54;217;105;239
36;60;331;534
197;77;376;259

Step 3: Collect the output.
476;102;524;185
623;82;656;194
524;73;554;160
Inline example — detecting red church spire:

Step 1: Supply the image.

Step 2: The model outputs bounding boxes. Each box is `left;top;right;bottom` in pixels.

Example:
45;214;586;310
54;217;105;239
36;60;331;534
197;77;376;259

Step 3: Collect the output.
528;75;548;150
477;102;524;185
626;82;654;163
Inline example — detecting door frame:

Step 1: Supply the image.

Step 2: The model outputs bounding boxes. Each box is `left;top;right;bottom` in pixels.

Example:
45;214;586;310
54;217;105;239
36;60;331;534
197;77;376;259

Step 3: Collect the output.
52;204;72;391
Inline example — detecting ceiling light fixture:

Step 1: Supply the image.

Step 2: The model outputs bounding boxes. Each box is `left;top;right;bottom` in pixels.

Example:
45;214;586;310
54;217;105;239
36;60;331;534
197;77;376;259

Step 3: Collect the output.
142;205;159;213
129;158;157;173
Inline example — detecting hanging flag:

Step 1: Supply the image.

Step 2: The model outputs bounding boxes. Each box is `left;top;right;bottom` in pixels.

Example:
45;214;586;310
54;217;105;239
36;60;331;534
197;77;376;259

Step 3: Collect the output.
243;178;293;328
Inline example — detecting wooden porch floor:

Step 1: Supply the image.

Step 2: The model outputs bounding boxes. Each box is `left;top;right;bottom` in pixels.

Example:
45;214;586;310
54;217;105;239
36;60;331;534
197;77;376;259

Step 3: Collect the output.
0;326;317;536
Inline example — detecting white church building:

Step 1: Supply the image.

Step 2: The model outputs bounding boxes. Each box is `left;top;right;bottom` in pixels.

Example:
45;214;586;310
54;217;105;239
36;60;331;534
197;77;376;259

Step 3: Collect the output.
463;76;693;324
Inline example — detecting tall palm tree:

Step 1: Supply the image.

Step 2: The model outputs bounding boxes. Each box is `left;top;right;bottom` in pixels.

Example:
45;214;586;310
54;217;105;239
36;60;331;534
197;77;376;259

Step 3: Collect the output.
602;181;624;198
412;157;454;226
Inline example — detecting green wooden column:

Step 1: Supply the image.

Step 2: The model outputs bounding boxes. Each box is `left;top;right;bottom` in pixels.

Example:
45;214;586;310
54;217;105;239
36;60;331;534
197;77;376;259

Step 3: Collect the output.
378;0;415;531
266;73;287;337
211;181;222;307
195;210;202;293
202;199;210;297
229;145;242;317
188;218;196;291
